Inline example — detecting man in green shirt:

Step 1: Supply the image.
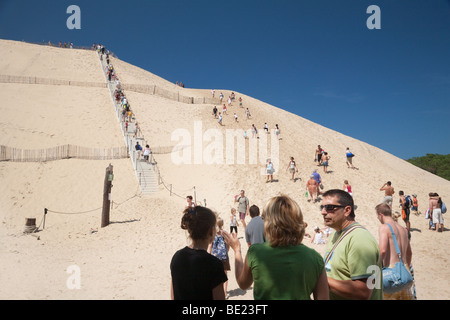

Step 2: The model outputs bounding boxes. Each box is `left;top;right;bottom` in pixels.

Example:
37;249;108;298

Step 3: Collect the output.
321;189;383;300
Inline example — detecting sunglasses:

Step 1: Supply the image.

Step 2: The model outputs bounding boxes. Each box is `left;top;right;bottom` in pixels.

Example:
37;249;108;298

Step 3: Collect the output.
320;204;347;212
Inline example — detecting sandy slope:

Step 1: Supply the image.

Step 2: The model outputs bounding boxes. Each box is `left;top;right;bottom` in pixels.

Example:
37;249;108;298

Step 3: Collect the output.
0;39;449;300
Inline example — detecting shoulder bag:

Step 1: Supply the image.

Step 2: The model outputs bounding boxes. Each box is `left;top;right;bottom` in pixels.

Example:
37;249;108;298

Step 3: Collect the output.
382;223;413;294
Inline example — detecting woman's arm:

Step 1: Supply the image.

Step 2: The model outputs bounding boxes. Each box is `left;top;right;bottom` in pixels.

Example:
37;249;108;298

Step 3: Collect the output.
312;269;329;300
223;231;253;290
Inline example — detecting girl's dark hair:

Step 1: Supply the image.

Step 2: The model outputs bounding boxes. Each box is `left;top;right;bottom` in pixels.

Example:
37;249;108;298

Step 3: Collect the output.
181;206;217;241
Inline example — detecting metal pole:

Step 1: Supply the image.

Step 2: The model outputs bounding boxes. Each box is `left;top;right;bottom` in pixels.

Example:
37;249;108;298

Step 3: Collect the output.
194;186;197;204
43;208;48;229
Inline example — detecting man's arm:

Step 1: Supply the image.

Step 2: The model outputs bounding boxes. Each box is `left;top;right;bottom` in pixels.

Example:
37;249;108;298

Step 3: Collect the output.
327;278;373;300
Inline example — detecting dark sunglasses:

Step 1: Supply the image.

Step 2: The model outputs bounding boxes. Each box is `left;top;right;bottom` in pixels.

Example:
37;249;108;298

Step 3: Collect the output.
320;204;347;211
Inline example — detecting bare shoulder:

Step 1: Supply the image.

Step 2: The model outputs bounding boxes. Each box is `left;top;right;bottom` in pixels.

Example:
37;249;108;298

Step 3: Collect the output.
378;223;390;236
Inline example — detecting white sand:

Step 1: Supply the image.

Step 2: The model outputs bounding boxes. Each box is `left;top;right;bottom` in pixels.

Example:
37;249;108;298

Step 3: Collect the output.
0;39;449;300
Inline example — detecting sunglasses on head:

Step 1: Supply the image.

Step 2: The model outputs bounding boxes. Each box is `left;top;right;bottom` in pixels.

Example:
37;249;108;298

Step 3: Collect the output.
320;204;347;211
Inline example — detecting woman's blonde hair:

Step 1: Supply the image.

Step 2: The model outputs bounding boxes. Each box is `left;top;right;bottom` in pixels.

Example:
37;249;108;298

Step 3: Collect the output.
262;195;305;247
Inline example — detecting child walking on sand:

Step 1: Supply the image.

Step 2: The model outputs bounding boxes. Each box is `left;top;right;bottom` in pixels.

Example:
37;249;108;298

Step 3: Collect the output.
209;218;231;299
322;152;331;173
230;208;239;234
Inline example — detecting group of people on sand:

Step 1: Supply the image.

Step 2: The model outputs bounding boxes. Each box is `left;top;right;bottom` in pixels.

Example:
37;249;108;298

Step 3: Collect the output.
211;97;281;144
314;145;331;173
212;93;250;126
171;188;422;300
216;91;237;105
44;40;74;48
266;145;357;190
58;41;74;48
314;145;358;174
380;181;446;233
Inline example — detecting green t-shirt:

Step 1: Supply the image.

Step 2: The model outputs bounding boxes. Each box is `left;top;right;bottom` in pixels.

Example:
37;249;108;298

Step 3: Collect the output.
324;223;383;300
247;242;324;300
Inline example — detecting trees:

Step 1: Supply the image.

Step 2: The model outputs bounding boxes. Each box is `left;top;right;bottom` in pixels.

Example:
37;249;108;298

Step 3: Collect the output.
407;154;450;181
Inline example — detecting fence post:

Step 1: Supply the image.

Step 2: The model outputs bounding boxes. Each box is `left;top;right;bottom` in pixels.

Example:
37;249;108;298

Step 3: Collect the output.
101;164;113;228
43;208;48;229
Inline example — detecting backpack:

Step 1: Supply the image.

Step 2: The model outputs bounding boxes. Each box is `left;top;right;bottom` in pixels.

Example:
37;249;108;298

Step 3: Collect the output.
404;196;412;209
441;201;447;214
212;234;228;261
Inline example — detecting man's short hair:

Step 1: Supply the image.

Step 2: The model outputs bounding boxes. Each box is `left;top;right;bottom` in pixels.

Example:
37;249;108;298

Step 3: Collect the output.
249;205;260;218
322;189;355;218
375;203;392;217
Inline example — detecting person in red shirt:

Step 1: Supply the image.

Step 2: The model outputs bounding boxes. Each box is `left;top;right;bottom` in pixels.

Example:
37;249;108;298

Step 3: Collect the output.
343;180;353;197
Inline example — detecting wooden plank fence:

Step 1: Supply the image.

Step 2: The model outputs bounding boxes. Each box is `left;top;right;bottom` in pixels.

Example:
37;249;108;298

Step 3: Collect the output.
0;74;107;89
0;74;220;105
0;145;129;162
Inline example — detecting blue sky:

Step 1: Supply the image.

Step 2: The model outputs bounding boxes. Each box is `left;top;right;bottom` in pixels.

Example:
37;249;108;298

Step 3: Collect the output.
1;0;449;159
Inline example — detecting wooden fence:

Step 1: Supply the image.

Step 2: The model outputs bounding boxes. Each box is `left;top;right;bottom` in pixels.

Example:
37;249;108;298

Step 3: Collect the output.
0;74;219;105
0;145;129;162
0;74;107;89
120;83;220;105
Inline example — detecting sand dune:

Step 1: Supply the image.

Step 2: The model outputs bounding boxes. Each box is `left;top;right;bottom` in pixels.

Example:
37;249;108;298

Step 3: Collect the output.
0;39;449;300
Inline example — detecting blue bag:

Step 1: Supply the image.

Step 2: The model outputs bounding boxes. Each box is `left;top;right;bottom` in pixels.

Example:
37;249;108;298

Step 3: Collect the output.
382;223;413;294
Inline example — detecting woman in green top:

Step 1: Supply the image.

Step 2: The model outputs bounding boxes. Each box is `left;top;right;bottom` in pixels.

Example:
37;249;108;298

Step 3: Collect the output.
223;195;329;300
